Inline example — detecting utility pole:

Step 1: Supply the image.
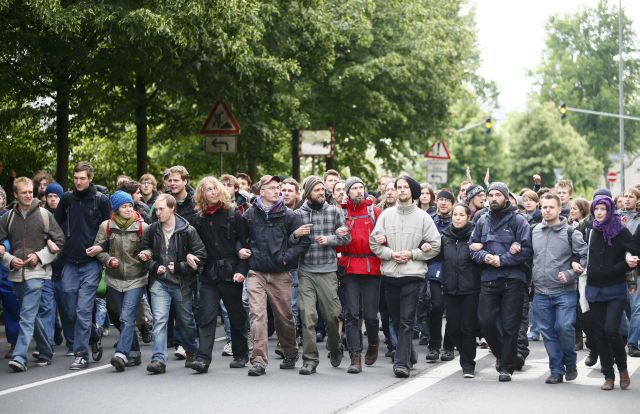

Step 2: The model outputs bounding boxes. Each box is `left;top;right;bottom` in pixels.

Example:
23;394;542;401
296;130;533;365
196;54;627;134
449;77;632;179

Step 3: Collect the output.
618;0;625;190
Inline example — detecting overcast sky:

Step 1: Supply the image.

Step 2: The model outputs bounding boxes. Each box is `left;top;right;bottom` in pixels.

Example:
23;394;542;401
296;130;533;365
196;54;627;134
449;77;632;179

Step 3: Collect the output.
474;0;640;117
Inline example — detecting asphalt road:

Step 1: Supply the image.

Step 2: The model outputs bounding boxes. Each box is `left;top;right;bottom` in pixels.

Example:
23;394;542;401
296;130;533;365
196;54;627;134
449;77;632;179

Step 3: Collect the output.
0;331;638;414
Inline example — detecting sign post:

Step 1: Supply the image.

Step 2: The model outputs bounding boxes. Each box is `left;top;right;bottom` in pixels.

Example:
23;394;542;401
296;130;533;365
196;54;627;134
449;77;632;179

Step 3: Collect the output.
199;101;241;175
424;140;451;186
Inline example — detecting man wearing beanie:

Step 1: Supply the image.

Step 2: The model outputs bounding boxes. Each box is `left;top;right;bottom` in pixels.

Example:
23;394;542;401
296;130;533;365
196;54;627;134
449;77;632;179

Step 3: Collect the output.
370;175;441;378
293;176;351;375
469;181;533;382
338;176;383;373
420;190;455;363
466;184;487;221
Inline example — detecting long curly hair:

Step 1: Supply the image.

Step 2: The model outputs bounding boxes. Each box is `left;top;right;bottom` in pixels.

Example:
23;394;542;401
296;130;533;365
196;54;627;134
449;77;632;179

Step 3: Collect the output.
194;176;233;215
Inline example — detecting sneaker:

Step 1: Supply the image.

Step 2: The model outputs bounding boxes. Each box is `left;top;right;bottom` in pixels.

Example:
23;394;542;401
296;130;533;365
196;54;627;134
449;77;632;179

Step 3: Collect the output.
32;351;40;359
393;365;410;378
103;328;110;336
229;356;249;368
65;349;75;357
463;370;475;378
425;348;439;363
185;352;196;368
222;342;233;357
418;335;429;346
111;355;126;372
174;346;186;360
299;363;317;375
248;363;266;376
279;354;299;370
628;346;640;357
478;338;489;349
498;371;512;382
329;345;344;368
545;374;563;384
146;359;166;374
527;332;540;341
565;364;578;381
35;358;51;367
440;349;454;362
190;359;209;374
8;359;27;372
274;341;284;359
70;354;89;370
91;340;103;362
125;354;142;367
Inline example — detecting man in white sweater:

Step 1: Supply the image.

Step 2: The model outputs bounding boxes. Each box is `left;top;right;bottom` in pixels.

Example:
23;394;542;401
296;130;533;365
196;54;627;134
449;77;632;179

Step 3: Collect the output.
370;175;441;378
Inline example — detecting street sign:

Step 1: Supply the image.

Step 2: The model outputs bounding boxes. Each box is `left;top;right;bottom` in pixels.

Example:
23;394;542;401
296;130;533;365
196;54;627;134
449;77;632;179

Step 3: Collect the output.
424;140;451;160
199;101;241;136
426;159;448;184
607;171;617;183
299;129;333;157
204;136;237;153
428;172;447;184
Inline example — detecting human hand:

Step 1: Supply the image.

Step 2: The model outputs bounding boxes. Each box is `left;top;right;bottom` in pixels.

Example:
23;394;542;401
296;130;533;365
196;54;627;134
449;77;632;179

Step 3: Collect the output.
186;253;200;270
157;265;166;275
571;262;584;274
168;262;175;273
238;248;252;259
315;235;329;245
47;239;60;254
138;252;150;262
108;257;119;269
509;242;521;255
233;273;245;283
336;227;349;236
421;242;432;252
294;224;313;238
86;245;103;257
373;234;386;245
558;271;567;284
469;243;483;252
25;253;40;266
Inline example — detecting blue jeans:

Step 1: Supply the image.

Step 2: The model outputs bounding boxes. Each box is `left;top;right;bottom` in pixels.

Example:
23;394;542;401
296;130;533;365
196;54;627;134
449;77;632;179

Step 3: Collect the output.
12;278;54;365
38;279;56;346
150;281;197;364
53;277;74;352
627;287;640;347
291;270;300;331
0;276;19;345
62;261;102;359
108;286;144;362
533;291;577;376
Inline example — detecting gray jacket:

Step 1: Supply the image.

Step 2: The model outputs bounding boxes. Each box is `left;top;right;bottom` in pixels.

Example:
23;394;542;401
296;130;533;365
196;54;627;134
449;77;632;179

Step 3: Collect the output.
532;217;587;294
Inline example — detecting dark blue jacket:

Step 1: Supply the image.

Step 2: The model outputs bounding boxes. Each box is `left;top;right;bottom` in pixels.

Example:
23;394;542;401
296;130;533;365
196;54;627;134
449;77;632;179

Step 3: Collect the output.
425;212;451;282
244;201;310;273
469;205;532;283
54;184;111;264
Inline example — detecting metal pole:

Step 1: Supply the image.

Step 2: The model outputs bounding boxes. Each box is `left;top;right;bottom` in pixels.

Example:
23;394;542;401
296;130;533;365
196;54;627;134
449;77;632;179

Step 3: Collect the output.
220;153;223;176
619;0;626;191
565;106;640;121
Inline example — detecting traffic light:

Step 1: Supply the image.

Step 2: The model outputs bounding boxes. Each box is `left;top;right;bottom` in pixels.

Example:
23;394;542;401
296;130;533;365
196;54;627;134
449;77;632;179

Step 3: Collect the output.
484;117;492;135
559;102;567;119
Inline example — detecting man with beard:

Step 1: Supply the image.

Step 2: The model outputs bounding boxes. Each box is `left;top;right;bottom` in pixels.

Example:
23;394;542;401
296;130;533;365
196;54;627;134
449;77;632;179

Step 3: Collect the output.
466;184;486;221
370;175;441;378
294;176;351;375
469;182;532;382
338;177;382;373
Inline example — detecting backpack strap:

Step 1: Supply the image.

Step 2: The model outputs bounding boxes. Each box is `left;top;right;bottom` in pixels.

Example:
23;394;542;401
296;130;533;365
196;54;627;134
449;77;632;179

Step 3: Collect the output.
6;210;15;232
367;204;377;226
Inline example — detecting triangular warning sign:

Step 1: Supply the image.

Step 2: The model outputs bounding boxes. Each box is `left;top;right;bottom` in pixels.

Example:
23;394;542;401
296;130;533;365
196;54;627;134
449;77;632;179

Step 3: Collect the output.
424;140;451;160
199;101;241;136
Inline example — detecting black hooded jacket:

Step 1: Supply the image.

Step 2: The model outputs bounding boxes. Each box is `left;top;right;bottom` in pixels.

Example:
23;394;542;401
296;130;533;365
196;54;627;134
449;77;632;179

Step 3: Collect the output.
441;223;481;295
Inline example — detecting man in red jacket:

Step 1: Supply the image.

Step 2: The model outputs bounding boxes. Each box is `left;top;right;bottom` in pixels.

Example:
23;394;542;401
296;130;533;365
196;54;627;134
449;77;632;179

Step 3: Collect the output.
338;177;383;373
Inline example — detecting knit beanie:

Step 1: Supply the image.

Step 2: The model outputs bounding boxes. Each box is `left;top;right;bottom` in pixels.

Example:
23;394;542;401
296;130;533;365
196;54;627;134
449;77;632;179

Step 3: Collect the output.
302;175;324;201
436;190;455;204
398;175;421;200
344;176;365;195
111;190;134;211
45;182;64;198
465;184;485;204
593;188;612;199
487;182;509;200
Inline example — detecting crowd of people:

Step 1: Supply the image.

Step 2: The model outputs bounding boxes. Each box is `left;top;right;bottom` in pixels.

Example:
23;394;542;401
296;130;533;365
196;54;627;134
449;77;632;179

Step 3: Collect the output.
0;162;639;391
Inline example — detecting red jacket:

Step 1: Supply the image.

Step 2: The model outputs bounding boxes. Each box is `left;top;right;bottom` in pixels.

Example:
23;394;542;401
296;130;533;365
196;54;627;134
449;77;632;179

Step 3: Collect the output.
337;199;381;276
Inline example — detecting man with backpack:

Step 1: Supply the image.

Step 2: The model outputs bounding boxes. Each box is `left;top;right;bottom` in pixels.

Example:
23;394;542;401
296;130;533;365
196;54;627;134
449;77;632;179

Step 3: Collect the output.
338;177;382;373
469;182;532;382
0;177;65;371
531;193;587;384
54;161;111;370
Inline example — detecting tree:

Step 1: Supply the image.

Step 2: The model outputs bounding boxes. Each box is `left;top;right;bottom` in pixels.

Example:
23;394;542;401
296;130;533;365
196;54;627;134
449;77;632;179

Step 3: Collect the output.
505;101;603;192
532;0;640;172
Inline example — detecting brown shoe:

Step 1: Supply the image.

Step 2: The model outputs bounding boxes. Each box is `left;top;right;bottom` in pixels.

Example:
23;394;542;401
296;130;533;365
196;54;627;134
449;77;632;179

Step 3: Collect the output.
185;352;196;369
601;378;615;391
620;369;631;390
364;341;379;366
347;354;362;374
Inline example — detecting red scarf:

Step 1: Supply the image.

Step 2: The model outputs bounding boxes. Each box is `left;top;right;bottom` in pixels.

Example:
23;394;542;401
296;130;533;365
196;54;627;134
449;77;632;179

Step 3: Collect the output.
204;202;223;216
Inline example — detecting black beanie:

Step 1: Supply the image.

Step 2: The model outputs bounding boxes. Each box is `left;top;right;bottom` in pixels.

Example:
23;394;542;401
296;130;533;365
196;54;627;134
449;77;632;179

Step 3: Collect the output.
436;190;455;204
398;175;421;200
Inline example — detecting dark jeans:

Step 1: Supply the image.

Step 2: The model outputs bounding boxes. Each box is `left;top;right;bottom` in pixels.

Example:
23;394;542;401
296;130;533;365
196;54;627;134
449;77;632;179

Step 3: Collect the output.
428;281;454;351
379;282;397;349
589;299;627;379
197;281;248;363
478;278;525;373
344;275;381;355
517;289;530;359
445;293;479;371
385;278;421;370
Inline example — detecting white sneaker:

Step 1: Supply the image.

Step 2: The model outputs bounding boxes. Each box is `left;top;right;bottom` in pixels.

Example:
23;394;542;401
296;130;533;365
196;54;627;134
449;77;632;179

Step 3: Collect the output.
174;346;186;360
222;342;233;356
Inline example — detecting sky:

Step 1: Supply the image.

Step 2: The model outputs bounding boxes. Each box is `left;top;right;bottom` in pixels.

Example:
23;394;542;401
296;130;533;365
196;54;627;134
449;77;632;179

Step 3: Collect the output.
473;0;640;118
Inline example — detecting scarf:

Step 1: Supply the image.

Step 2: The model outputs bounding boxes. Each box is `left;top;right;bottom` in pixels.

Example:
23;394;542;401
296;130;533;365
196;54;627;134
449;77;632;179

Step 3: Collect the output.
591;195;625;246
204;202;222;216
256;194;284;214
113;211;139;230
450;222;474;240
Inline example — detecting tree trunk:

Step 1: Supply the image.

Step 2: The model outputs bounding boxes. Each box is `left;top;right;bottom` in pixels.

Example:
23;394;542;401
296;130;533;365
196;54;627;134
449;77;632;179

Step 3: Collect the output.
55;85;70;189
135;74;148;178
291;129;300;181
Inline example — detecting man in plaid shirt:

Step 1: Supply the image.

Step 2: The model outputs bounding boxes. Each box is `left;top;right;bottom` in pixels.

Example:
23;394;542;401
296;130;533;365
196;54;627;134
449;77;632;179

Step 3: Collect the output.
293;175;351;375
